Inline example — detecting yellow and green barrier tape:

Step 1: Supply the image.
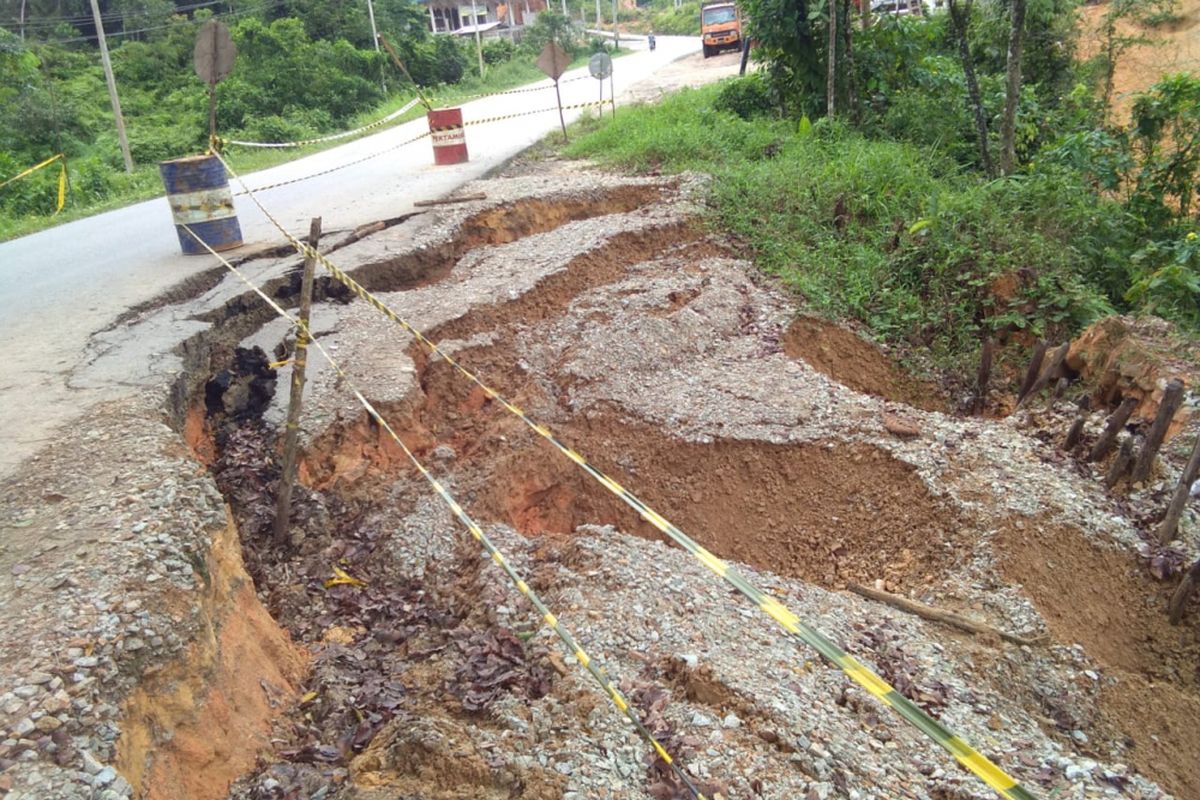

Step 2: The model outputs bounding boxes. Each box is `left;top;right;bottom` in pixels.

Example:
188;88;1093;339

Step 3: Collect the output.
0;153;67;214
181;224;711;800
215;150;1042;800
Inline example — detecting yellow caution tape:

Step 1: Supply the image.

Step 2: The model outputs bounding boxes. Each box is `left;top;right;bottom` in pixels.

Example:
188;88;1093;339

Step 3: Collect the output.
1;153;68;213
55;163;66;215
222;98;422;149
324;565;368;589
229;129;432;196
214;149;1042;800
180;223;709;800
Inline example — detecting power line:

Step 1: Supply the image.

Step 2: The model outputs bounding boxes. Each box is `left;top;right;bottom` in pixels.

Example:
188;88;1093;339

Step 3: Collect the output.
22;0;282;44
1;0;235;27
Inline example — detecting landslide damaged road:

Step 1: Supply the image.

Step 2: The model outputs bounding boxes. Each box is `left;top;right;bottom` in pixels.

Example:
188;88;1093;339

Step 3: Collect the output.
2;157;1199;800
0;35;707;481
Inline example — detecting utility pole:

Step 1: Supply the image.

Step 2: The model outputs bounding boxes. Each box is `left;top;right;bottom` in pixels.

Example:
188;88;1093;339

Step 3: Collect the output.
19;0;26;39
595;0;600;27
88;0;134;173
470;0;485;76
365;0;386;92
612;0;618;48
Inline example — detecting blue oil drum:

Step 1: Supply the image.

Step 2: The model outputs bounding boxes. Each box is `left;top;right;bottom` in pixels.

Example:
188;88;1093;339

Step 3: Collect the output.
159;154;243;255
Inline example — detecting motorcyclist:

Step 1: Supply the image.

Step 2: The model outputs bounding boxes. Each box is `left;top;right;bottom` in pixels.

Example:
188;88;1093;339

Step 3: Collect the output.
648;31;657;51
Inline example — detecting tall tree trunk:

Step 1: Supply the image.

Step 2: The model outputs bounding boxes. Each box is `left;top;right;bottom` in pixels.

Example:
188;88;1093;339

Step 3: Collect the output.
842;0;857;121
827;0;837;117
947;0;994;177
999;0;1026;174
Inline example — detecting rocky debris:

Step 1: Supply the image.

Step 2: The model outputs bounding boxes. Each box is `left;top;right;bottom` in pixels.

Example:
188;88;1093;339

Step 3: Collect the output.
3;161;1198;800
0;394;233;799
1066;315;1200;436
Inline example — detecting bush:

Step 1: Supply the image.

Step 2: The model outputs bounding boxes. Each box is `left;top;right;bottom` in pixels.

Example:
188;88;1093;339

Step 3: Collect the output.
713;74;774;120
567;85;1123;365
482;38;517;65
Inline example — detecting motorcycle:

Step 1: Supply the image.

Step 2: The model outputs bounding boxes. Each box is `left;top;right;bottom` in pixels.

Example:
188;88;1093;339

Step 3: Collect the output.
648;33;657;51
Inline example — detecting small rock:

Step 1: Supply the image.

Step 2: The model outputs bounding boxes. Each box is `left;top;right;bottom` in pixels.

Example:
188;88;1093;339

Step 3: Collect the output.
41;690;70;714
1071;729;1089;745
94;765;117;786
124;637;145;652
81;750;105;775
722;713;741;729
74;656;99;669
882;413;921;439
27;673;52;686
690;713;713;727
12;718;34;737
34;715;61;732
12;686;38;700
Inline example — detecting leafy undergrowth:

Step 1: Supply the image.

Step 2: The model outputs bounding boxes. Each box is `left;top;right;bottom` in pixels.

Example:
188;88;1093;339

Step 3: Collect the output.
565;84;1127;371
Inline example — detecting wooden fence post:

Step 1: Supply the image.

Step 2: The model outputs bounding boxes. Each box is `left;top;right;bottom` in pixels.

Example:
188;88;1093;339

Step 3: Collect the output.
1131;379;1185;483
274;217;322;545
1105;436;1135;490
1017;342;1069;409
1089;395;1138;462
973;337;993;415
1156;427;1200;544
1016;340;1046;404
1168;556;1200;625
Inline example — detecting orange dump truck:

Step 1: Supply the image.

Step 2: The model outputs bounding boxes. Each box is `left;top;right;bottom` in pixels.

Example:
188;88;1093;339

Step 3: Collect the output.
700;2;741;58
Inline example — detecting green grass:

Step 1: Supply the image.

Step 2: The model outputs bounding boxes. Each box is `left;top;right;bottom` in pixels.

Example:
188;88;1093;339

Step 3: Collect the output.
562;83;1114;368
0;48;624;243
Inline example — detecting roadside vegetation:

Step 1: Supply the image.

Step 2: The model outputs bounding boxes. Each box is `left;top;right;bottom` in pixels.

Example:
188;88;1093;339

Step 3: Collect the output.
0;7;613;239
566;2;1200;372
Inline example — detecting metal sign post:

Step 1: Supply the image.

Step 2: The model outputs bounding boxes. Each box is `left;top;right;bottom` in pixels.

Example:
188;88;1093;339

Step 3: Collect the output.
537;42;570;140
193;20;236;148
589;52;612;120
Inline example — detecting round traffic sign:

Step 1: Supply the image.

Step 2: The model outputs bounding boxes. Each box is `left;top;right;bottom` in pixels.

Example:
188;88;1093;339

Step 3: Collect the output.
589;52;613;80
194;20;236;86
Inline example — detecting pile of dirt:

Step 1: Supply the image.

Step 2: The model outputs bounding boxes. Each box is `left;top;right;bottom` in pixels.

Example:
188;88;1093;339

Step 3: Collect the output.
480;414;961;592
1066;315;1200;434
994;520;1200;798
781;316;947;412
1078;0;1200;121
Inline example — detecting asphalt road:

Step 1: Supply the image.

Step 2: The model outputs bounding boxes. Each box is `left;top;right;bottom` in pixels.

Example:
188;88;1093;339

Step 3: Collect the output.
0;35;700;478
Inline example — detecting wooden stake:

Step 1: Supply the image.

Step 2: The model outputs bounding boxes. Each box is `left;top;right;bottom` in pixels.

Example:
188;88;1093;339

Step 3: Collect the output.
274;217;322;545
1156;427;1200;544
1017;342;1069;408
1064;416;1085;451
1105;436;1135;489
1016;341;1047;403
1168;556;1200;625
1089;395;1138;462
1131;379;1185;483
848;584;1043;647
973;337;993;415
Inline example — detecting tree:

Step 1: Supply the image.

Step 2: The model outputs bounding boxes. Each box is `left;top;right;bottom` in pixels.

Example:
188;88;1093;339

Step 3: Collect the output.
946;0;994;177
999;0;1025;174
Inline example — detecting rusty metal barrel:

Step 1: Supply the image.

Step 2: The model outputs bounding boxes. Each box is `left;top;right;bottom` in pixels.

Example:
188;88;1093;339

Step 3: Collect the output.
427;107;468;166
159;153;243;255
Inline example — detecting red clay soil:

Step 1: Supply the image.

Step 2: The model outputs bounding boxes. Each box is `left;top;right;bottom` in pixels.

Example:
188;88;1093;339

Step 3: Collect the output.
481;417;962;592
782;317;947;413
994;521;1200;798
